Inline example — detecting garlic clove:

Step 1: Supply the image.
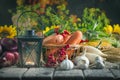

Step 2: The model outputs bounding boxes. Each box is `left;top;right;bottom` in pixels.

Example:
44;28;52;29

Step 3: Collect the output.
95;56;105;69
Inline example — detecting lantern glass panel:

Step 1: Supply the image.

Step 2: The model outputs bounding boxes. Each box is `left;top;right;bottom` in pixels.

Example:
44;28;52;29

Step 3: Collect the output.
23;42;38;66
18;36;43;67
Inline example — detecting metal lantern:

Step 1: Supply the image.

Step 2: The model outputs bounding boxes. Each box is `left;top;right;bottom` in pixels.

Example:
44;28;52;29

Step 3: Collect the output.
17;11;44;67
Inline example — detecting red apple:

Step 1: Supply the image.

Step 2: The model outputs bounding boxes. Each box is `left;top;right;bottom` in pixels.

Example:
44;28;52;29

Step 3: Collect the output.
13;52;19;64
4;51;15;65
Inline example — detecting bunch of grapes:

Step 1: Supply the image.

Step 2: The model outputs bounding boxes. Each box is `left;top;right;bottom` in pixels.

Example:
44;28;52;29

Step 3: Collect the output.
45;44;70;67
45;54;57;67
57;44;69;63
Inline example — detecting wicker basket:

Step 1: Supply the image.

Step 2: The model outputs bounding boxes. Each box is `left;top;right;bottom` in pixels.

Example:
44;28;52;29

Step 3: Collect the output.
43;44;80;59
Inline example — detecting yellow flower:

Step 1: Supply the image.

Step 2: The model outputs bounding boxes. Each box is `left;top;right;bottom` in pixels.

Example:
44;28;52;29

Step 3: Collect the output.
50;25;59;29
0;25;17;39
104;25;113;34
53;25;60;29
43;25;60;35
113;24;120;34
43;27;50;34
46;27;50;32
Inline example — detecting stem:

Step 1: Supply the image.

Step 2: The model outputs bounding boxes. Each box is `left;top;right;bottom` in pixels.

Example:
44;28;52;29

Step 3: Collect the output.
65;54;68;60
82;47;87;56
93;22;98;31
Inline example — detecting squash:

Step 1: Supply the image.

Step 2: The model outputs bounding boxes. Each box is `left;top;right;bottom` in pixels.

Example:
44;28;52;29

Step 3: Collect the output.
66;31;82;44
43;34;64;45
84;46;107;57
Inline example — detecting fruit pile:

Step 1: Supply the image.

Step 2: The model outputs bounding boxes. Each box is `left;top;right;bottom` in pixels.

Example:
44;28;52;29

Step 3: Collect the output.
0;38;19;67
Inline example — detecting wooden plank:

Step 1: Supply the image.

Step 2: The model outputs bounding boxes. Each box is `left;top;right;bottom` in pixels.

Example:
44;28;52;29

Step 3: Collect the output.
22;67;54;80
0;67;28;80
53;69;84;80
110;69;120;80
84;69;114;80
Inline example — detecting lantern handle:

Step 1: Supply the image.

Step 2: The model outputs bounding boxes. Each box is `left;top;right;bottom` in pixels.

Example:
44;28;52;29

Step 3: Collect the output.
16;10;44;37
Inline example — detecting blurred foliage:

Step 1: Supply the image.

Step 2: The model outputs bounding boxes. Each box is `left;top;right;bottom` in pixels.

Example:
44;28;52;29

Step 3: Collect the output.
10;1;81;34
81;8;110;30
80;8;110;40
9;0;120;47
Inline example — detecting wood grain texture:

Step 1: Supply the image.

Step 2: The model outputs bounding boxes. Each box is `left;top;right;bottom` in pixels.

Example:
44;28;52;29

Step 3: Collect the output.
22;67;54;80
53;69;84;80
0;67;120;80
0;67;27;80
110;69;120;80
84;69;114;80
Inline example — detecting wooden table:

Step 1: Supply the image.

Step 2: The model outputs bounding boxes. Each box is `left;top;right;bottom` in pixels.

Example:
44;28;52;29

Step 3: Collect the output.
0;67;120;80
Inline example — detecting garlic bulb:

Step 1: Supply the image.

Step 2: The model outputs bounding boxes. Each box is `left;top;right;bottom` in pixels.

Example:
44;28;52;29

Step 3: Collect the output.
59;55;74;70
75;59;89;69
95;56;105;69
74;47;89;69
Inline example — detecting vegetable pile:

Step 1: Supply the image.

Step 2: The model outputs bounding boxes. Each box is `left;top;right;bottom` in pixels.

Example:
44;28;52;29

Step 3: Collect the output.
0;38;19;67
43;30;83;67
42;28;120;69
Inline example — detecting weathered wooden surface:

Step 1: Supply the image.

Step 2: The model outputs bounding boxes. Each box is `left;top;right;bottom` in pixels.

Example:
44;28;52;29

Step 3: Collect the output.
22;67;54;80
54;69;84;80
84;69;114;80
110;69;120;80
0;67;27;80
0;67;120;80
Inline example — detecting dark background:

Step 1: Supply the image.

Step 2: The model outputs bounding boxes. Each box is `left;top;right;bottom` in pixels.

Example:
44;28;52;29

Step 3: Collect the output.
0;0;120;25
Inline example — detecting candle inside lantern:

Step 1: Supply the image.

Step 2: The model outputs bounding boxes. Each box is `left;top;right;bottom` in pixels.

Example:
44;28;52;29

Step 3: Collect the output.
25;61;35;66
